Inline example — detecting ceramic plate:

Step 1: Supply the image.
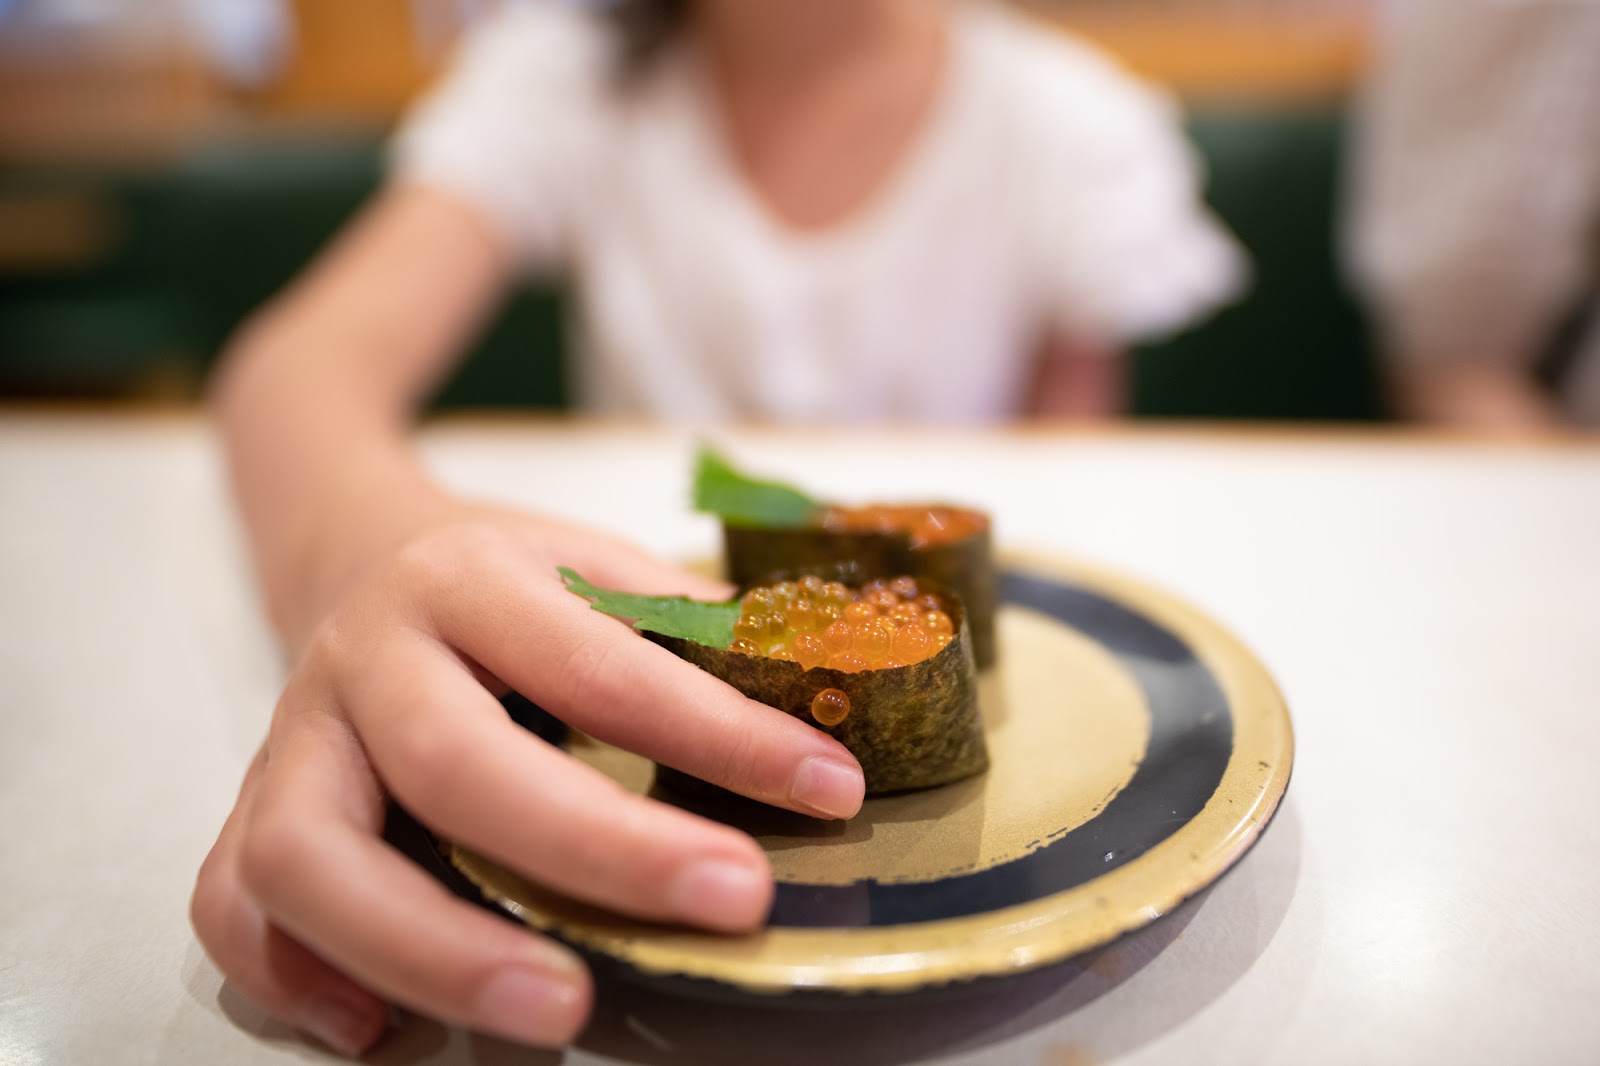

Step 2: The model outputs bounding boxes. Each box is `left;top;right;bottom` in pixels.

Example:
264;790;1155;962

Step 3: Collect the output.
440;554;1293;1000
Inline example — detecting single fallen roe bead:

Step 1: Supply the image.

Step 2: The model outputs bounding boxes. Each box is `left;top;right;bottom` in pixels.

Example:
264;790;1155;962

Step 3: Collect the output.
811;688;851;726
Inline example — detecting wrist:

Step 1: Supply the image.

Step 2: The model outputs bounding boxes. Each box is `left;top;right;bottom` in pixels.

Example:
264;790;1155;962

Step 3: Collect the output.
276;447;460;648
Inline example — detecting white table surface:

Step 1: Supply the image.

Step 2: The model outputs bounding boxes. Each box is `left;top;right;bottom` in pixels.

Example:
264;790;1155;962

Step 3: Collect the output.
3;412;1599;1066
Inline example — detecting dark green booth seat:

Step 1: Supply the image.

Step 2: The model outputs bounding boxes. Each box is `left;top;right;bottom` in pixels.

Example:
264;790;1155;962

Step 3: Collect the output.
3;105;1383;419
0;170;198;395
172;133;569;411
1;134;569;410
1133;107;1385;421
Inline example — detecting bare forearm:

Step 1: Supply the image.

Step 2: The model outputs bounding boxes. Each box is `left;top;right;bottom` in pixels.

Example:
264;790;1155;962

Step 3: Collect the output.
211;322;449;645
210;185;514;645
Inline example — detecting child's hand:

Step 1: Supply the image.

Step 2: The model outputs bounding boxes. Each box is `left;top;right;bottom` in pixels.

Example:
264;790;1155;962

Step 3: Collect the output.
189;516;866;1055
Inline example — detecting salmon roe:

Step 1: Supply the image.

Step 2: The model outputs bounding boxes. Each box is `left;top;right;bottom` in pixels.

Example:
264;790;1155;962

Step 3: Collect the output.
729;576;954;672
817;504;988;549
810;688;851;726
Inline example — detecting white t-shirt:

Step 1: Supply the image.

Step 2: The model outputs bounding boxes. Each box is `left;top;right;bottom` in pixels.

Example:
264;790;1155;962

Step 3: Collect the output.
393;0;1247;422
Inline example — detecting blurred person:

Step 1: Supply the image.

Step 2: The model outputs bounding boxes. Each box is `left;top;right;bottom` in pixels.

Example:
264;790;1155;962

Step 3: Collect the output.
190;0;1244;1056
1346;0;1600;431
390;0;1245;421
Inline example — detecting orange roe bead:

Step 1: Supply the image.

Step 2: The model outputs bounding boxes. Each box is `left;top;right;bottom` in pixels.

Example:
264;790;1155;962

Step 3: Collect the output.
866;589;900;614
932;634;952;653
768;644;796;662
914;593;943;614
854;619;893;659
811;688;850;726
829;651;868;673
844;600;877;622
797;575;826;600
825;617;864;653
772;580;800;604
822;581;852;608
889;576;920;600
733;614;768;644
923;610;954;638
742;587;777;613
892;624;930;661
787;602;821;633
860;577;891;596
821;619;853;653
793;633;828;670
730;638;761;655
888;602;921;625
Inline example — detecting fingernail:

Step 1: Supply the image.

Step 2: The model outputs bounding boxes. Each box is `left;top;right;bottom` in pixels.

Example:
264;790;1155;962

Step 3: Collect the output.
477;964;587;1047
790;756;864;820
669;858;769;930
300;991;387;1057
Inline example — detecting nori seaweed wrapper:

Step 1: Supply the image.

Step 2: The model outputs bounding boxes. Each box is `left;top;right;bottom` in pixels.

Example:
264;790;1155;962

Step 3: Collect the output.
650;579;987;796
721;518;997;670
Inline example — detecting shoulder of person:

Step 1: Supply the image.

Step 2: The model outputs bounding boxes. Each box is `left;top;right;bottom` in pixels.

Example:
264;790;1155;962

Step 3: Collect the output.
390;1;627;267
963;3;1185;161
443;0;617;95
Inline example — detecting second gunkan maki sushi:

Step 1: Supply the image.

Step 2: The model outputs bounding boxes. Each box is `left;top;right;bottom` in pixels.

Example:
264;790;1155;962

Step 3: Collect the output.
693;448;999;669
561;568;987;795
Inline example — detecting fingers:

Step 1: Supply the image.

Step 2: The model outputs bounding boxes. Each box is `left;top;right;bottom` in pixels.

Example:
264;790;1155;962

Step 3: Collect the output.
415;551;864;821
240;713;593;1048
190;748;390;1057
192;516;844;1058
345;629;775;931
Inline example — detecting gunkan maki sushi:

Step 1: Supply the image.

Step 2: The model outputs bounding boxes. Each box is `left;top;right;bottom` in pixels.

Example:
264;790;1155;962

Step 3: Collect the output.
562;568;987;795
693;448;999;669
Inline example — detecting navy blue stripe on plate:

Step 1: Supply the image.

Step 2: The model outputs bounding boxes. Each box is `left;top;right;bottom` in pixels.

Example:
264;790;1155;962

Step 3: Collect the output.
763;569;1233;928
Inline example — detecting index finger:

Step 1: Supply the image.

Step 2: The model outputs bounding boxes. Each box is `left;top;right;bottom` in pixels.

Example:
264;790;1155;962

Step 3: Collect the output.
418;541;865;821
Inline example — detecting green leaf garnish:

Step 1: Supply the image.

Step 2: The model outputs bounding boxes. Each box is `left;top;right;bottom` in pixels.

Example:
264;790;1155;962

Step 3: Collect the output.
560;567;740;648
692;447;819;528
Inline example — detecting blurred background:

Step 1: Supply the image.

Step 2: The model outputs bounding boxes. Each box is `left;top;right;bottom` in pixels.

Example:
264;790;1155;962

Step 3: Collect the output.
0;0;1384;418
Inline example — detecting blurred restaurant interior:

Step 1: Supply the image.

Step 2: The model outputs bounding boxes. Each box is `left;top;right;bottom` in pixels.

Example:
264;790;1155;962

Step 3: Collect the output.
0;0;1419;419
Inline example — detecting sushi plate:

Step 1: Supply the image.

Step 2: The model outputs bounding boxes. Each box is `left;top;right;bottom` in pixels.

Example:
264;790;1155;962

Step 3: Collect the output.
435;552;1293;1001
